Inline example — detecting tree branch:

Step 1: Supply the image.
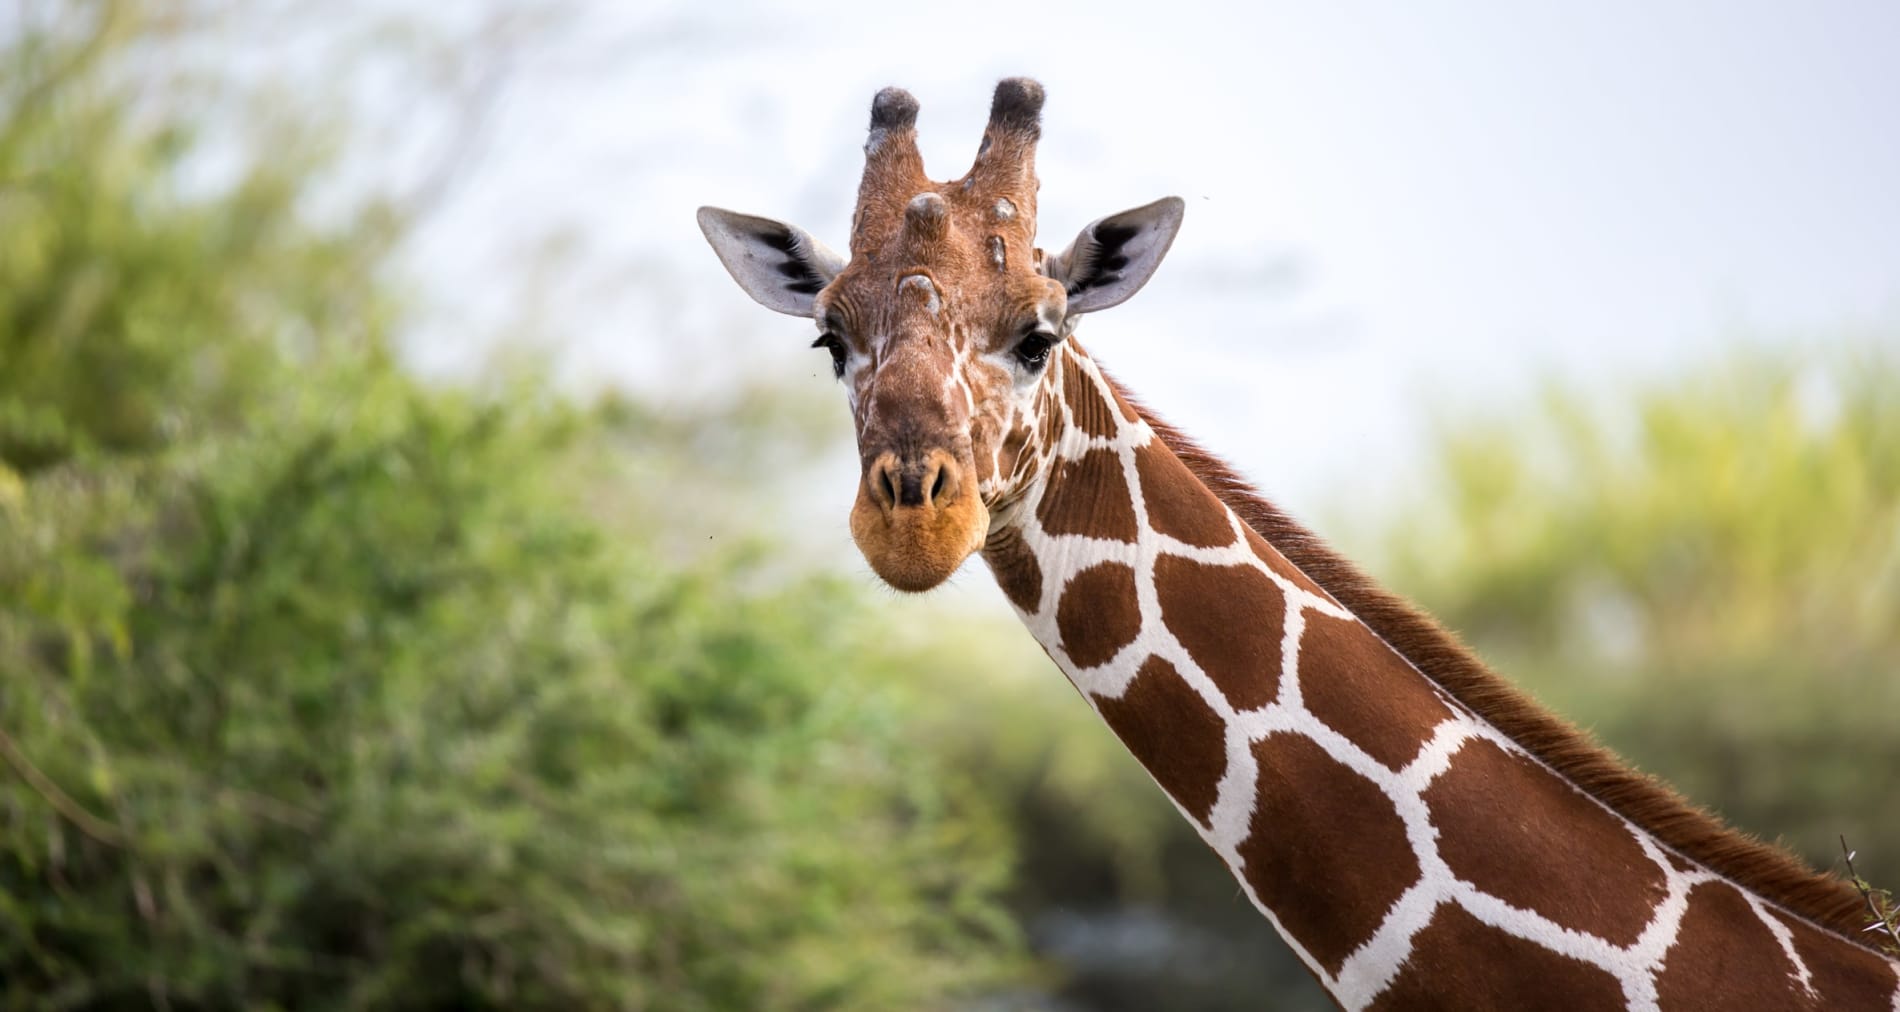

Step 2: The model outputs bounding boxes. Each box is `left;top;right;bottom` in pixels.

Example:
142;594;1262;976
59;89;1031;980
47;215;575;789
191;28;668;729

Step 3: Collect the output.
0;726;126;847
1840;836;1900;956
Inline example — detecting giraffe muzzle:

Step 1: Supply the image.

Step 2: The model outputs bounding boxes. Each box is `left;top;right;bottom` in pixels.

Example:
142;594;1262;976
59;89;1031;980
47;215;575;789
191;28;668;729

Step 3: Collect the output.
849;448;989;592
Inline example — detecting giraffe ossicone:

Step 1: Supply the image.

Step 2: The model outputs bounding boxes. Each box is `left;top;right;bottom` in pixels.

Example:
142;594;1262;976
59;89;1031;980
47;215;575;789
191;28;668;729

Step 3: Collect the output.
697;78;1900;1010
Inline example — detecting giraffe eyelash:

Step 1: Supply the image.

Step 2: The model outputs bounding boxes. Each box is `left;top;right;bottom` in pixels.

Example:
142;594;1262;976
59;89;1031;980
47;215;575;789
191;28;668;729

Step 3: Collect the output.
811;333;848;379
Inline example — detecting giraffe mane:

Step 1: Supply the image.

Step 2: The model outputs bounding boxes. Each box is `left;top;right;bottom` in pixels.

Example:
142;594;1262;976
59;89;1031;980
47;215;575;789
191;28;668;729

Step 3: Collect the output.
1098;369;1881;949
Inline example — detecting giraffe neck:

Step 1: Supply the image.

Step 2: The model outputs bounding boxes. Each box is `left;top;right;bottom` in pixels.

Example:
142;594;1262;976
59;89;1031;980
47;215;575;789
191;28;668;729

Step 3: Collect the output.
980;342;1900;1011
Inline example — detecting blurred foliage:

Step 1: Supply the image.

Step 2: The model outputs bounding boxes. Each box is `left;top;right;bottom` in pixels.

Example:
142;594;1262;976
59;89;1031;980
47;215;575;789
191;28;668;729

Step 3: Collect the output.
0;1;397;474
1374;347;1900;886
0;4;1018;1008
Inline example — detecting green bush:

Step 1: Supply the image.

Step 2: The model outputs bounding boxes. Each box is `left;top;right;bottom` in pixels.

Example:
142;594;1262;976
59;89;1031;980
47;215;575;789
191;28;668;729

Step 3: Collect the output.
0;6;1018;1007
0;2;396;475
1;375;1018;1008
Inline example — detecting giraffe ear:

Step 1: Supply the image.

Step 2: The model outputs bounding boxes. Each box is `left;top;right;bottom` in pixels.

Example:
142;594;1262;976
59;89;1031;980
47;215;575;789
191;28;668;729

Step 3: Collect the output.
697;207;846;317
1043;197;1185;315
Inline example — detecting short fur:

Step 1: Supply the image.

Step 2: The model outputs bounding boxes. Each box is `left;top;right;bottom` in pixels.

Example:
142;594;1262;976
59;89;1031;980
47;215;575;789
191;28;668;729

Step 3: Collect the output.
1101;370;1882;951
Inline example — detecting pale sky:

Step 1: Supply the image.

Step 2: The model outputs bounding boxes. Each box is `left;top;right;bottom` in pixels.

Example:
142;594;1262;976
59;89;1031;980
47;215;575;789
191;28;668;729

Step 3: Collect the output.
373;0;1900;589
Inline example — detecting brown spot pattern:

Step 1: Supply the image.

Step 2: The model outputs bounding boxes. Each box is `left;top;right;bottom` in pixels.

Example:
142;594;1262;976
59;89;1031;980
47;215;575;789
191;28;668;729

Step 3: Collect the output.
1656;883;1805;1008
1036;386;1062;455
1036;448;1138;541
1056;562;1141;668
1241;733;1420;974
982;530;1042;614
1154;555;1283;710
1094;656;1226;826
969;414;999;486
1372;904;1626;1009
1062;354;1119;438
1768;908;1899;1009
1298;612;1452;769
1135;441;1236;548
1424;739;1665;947
997;421;1032;486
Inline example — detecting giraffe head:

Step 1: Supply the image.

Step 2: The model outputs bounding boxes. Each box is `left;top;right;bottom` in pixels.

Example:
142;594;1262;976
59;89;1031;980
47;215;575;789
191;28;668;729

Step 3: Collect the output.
699;79;1185;591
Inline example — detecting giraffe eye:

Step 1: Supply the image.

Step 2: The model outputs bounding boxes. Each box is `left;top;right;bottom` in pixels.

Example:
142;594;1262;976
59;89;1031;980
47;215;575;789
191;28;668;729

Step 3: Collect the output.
812;333;848;379
1014;331;1056;371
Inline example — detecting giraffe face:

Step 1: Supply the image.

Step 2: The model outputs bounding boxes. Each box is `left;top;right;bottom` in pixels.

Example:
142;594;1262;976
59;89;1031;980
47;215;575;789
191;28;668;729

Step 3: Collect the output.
810;203;1068;592
699;79;1184;591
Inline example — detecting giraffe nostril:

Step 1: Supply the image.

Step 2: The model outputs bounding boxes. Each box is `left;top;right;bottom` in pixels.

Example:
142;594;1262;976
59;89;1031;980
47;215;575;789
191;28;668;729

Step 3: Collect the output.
925;455;960;508
867;455;901;511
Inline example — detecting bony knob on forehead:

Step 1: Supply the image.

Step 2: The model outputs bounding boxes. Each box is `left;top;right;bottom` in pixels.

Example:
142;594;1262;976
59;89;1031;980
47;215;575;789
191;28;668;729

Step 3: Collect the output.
904;192;949;242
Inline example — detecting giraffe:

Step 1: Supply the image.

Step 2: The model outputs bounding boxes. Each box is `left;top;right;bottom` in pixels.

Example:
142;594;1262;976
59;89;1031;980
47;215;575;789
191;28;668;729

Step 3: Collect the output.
696;78;1900;1010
